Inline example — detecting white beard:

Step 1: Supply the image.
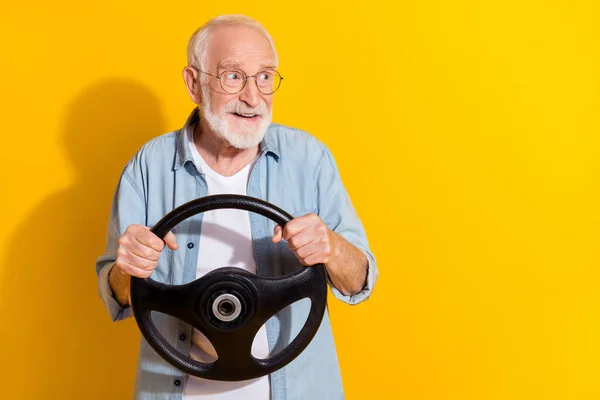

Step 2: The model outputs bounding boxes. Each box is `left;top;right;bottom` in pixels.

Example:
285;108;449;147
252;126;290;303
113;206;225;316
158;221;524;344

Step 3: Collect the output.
200;87;272;149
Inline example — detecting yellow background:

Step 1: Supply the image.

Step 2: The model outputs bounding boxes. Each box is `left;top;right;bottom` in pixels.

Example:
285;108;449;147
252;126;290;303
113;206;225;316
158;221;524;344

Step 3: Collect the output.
1;1;599;399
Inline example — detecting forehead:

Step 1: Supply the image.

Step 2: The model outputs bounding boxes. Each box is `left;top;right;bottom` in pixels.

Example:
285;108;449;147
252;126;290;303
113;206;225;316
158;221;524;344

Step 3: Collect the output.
206;25;275;69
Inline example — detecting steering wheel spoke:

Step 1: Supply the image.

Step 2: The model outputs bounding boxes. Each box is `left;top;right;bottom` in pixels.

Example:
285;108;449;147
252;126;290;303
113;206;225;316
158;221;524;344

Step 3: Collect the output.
131;278;206;329
249;267;325;321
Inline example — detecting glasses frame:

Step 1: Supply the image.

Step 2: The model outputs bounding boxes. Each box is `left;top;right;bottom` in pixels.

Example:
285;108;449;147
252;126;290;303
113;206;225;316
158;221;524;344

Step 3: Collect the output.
200;68;283;95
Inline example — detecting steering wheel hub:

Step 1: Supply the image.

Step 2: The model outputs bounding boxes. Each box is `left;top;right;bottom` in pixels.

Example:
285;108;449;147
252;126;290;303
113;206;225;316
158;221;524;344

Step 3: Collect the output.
213;293;241;321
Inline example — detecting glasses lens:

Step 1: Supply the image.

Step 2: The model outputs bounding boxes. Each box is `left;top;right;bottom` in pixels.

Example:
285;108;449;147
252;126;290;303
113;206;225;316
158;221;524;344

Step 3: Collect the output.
256;71;282;94
220;69;246;94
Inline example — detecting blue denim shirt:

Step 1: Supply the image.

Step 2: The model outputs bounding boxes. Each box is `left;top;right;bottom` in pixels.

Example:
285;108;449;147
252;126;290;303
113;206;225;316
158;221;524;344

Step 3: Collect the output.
96;109;378;399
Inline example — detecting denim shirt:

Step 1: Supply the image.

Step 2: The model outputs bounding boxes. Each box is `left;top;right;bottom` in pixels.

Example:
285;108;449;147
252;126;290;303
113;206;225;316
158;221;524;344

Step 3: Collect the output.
95;109;378;400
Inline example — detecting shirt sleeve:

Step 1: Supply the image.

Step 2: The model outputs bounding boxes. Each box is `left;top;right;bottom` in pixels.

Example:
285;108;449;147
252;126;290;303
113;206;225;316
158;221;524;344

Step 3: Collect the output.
314;146;379;305
95;166;146;322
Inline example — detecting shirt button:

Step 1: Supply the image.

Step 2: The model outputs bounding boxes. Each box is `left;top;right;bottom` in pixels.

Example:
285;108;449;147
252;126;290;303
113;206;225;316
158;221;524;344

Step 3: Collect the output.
187;242;194;249
174;379;181;387
179;333;186;341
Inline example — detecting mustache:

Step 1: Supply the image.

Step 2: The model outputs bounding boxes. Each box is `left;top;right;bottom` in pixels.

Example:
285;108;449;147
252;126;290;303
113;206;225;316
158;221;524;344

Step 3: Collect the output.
222;100;268;116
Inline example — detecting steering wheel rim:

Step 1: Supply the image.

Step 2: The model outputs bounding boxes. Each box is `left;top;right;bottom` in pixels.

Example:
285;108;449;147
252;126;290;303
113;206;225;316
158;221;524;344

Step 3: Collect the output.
130;194;328;381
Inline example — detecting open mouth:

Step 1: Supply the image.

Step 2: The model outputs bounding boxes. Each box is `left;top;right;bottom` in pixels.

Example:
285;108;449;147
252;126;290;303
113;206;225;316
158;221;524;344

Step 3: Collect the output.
232;112;260;121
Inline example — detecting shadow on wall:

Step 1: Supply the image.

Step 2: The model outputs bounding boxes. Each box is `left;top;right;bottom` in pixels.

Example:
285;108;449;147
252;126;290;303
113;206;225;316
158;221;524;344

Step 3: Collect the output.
0;79;166;399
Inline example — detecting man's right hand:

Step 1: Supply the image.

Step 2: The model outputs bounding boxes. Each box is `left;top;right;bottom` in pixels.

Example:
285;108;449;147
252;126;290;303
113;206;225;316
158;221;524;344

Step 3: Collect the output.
109;224;178;307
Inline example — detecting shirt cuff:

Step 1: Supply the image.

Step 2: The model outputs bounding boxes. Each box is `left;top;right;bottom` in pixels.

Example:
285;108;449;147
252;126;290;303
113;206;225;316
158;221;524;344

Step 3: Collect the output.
98;262;134;322
328;251;378;305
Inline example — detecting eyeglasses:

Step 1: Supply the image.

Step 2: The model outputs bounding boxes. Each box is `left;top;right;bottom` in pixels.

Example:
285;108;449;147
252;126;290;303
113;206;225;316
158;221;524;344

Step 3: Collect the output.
201;68;283;95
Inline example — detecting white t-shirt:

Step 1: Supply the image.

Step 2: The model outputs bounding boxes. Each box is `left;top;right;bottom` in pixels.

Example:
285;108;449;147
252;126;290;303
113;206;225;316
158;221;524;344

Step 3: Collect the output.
183;125;270;399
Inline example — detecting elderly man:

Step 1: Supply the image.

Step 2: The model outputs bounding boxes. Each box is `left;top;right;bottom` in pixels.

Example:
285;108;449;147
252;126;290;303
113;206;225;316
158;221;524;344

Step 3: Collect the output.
96;14;378;399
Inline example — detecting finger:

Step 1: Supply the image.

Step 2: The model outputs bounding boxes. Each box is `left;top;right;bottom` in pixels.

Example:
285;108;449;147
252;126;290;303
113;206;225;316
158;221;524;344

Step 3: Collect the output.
282;219;313;241
130;253;159;271
272;225;283;242
123;260;154;278
164;231;178;250
287;228;319;251
118;251;158;273
294;241;325;264
116;258;155;278
302;251;331;266
128;240;161;261
135;229;166;252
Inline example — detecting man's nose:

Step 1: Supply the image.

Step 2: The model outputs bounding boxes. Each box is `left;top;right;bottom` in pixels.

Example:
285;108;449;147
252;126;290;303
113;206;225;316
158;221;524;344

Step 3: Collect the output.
238;78;261;108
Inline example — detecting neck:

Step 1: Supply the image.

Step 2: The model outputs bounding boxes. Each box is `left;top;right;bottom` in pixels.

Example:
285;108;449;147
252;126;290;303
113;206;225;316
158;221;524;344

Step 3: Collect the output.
193;120;260;177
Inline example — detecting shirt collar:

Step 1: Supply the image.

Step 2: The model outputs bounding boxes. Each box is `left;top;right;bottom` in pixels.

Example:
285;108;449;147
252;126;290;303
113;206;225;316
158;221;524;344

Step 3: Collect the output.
174;108;280;170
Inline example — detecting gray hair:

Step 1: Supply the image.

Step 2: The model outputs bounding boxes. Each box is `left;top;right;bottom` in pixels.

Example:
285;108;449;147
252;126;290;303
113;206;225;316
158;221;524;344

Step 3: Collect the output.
186;15;279;74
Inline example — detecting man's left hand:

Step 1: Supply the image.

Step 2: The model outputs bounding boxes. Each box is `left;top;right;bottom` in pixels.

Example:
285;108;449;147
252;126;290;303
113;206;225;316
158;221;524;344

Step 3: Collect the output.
272;213;336;266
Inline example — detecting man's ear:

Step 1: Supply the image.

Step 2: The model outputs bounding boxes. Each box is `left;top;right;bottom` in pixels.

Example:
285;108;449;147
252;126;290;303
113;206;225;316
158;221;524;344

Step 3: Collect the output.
182;66;202;104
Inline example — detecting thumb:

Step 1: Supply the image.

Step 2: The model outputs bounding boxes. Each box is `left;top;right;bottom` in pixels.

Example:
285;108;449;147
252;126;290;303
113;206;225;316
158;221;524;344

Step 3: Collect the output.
272;225;283;243
164;230;178;250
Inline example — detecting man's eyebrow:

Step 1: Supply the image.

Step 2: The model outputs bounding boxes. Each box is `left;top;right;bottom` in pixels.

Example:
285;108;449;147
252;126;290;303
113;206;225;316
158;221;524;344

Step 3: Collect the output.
217;61;277;70
218;61;243;70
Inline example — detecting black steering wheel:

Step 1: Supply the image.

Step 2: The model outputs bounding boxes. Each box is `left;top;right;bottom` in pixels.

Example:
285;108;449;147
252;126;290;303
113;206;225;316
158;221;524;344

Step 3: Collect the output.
130;194;327;381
